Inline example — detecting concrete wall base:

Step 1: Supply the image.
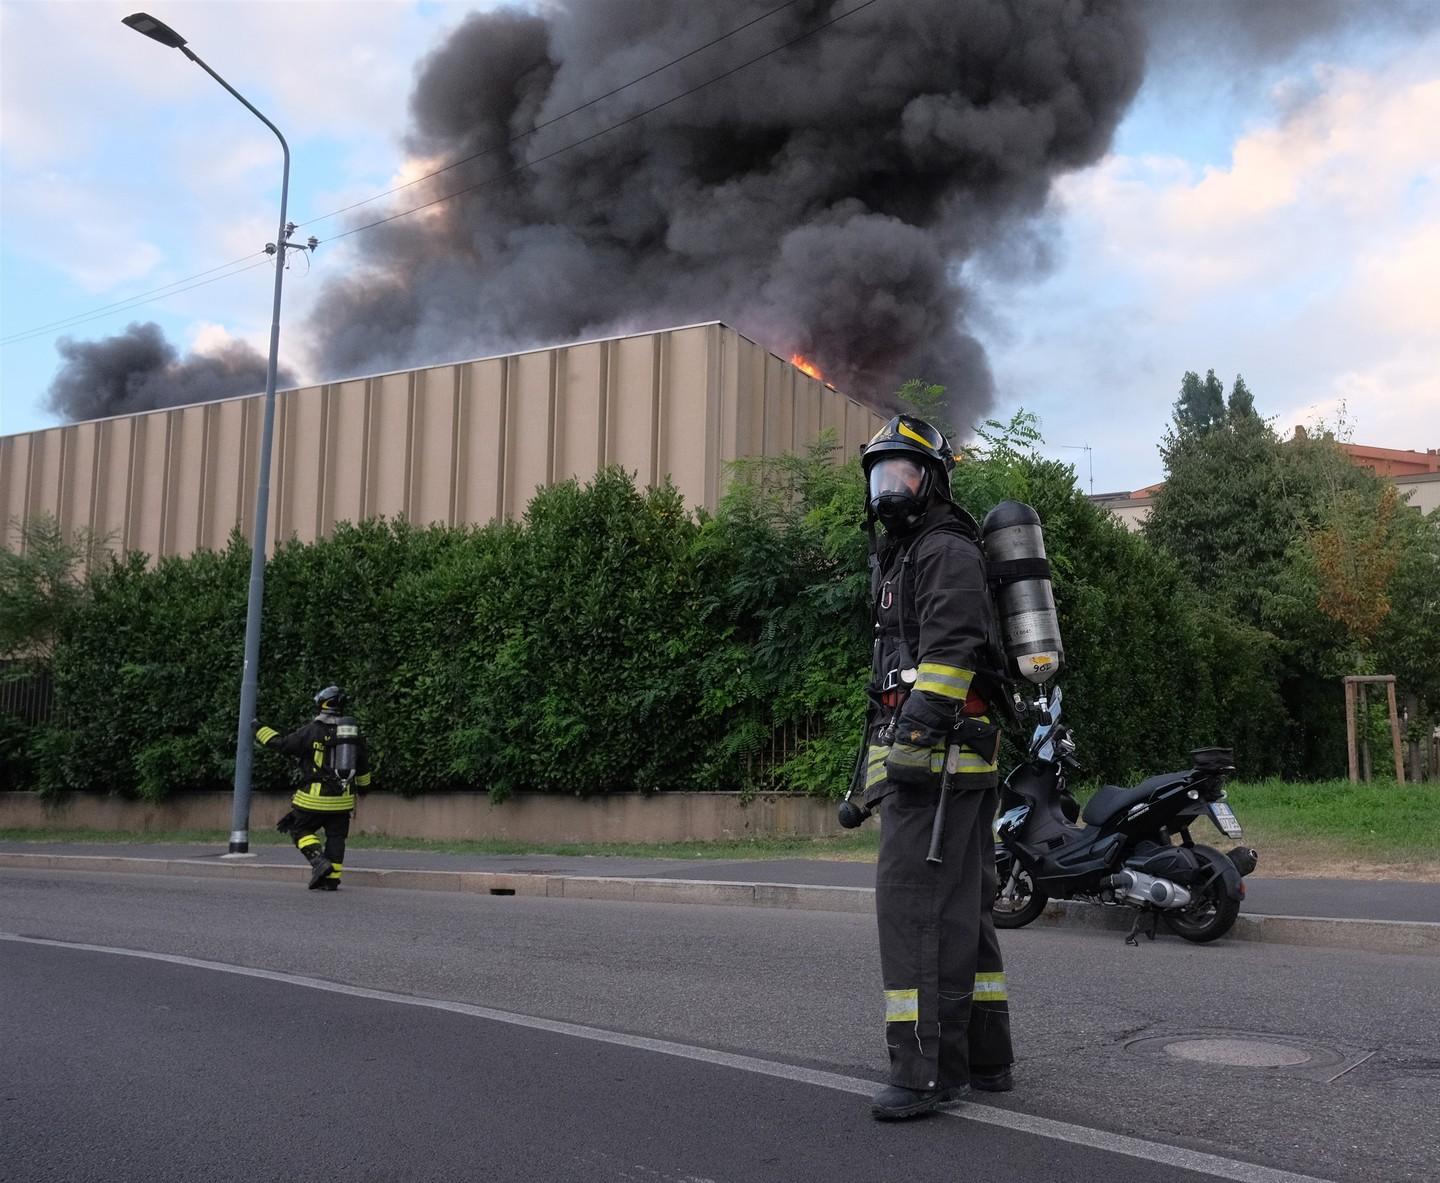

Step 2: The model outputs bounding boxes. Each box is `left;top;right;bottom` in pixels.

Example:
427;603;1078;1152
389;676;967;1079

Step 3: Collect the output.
0;790;846;844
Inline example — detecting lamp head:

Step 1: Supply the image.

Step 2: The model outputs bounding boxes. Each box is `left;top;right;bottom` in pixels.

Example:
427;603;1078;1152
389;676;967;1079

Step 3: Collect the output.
122;13;188;50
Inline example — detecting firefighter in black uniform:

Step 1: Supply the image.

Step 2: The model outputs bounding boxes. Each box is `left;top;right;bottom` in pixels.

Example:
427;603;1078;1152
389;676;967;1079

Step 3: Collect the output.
859;415;1015;1120
255;685;371;891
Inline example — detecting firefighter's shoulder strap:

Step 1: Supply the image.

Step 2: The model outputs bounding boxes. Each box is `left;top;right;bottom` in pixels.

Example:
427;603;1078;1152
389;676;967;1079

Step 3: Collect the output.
894;509;1018;728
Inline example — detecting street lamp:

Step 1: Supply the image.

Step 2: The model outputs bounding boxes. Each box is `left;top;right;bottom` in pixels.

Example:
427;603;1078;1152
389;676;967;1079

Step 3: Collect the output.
123;12;294;855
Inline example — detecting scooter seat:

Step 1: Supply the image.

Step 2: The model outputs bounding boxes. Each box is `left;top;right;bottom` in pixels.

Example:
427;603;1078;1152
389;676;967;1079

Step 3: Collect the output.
1081;772;1189;826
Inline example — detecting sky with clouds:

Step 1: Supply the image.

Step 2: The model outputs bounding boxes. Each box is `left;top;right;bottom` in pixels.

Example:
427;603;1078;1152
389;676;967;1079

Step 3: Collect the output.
1;0;1436;493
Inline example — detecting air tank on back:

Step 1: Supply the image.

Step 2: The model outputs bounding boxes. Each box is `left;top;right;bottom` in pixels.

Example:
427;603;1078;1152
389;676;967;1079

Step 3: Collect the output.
980;501;1064;684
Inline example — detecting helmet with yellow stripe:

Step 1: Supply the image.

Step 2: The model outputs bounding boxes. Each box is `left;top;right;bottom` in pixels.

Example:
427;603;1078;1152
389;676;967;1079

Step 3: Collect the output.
860;415;957;532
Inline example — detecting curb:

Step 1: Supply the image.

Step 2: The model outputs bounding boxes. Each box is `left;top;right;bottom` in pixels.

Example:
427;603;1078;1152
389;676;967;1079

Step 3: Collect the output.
3;852;1435;957
1034;898;1440;957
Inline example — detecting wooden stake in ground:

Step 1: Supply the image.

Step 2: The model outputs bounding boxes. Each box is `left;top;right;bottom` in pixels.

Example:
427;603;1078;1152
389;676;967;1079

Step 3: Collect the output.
1345;680;1359;784
1342;675;1405;785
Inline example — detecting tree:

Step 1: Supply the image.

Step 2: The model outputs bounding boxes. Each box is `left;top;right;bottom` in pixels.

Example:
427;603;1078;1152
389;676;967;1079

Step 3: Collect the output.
1227;374;1256;421
895;378;956;440
1173;369;1226;436
0;514;106;668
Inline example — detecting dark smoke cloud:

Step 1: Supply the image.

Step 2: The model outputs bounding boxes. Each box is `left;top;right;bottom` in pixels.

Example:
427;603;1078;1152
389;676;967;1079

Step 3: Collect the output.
47;322;291;421
309;0;1147;418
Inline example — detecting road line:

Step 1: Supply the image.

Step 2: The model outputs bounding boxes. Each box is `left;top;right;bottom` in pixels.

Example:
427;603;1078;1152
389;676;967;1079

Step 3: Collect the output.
1;932;1335;1183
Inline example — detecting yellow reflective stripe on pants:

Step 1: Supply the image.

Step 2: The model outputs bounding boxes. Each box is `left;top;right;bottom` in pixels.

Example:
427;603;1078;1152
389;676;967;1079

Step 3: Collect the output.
327;863;342;880
914;661;974;700
885;988;918;1023
974;972;1007;1001
297;835;322;850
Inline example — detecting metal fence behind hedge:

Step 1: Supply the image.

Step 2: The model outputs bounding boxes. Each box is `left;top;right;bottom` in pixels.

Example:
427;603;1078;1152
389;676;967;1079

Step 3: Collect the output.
0;662;53;724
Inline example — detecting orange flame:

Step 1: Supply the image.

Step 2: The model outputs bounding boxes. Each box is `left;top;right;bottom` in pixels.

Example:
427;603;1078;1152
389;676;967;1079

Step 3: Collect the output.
790;353;823;380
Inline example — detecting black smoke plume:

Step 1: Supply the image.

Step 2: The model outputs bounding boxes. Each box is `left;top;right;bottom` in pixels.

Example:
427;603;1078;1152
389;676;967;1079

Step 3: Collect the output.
47;322;290;421
309;0;1148;418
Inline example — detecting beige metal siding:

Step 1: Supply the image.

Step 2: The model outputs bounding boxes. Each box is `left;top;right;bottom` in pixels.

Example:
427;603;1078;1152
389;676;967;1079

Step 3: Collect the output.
1;322;883;559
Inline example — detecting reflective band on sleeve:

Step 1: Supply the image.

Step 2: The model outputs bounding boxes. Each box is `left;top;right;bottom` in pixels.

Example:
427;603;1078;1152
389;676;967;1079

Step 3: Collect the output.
887;744;932;769
974;972;1008;1001
885;989;919;1023
914;662;974;700
256;727;279;745
355;773;371;787
866;744;890;787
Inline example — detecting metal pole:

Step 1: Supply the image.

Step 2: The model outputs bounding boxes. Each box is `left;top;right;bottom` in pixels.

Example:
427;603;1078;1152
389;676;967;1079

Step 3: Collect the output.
176;47;291;856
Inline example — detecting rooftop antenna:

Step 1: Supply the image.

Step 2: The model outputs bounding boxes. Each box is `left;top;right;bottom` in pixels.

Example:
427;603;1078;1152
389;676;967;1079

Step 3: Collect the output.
1055;443;1094;495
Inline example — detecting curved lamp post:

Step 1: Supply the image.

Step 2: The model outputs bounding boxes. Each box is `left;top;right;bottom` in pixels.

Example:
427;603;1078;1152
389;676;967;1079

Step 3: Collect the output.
123;12;293;854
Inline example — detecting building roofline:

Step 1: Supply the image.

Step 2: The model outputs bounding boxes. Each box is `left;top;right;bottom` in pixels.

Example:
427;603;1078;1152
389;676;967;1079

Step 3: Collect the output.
5;320;854;438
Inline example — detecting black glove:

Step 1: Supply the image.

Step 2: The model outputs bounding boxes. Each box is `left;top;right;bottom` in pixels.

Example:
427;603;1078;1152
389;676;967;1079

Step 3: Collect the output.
884;741;941;787
275;811;297;835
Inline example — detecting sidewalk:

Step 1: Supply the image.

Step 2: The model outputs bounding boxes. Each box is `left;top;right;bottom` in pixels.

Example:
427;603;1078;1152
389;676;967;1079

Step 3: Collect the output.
3;838;1438;929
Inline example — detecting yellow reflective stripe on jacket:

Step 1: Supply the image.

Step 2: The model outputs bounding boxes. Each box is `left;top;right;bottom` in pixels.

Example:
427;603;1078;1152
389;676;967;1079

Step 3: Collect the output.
354;772;371;788
256;726;280;745
974;972;1008;1001
914;662;974;700
952;715;998;774
866;744;889;788
885;988;919;1023
291;787;355;812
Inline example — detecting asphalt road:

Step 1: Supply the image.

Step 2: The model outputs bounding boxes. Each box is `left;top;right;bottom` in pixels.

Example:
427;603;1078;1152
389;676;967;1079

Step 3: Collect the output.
3;867;1437;1183
3;841;1436;921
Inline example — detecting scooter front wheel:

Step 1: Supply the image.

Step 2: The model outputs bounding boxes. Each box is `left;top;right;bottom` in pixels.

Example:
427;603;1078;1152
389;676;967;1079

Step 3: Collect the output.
992;861;1049;929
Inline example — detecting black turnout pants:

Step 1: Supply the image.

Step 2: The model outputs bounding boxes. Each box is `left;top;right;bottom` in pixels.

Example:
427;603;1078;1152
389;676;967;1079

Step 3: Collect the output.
875;780;1013;1091
290;807;350;871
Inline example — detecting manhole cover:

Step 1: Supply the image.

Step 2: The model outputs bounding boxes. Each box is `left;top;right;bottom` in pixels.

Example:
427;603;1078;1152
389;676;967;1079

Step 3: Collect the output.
1163;1038;1313;1068
1125;1029;1371;1082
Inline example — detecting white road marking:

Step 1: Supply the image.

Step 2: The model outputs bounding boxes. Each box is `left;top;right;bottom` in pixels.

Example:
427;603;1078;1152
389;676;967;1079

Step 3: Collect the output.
2;932;1334;1183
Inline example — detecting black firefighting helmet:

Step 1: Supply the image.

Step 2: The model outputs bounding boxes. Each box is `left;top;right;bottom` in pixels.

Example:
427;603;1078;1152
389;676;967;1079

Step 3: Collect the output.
860;415;956;532
314;685;347;713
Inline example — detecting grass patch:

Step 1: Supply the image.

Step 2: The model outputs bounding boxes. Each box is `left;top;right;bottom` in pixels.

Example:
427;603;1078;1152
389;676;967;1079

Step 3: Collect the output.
3;780;1434;873
0;825;881;862
1221;779;1439;865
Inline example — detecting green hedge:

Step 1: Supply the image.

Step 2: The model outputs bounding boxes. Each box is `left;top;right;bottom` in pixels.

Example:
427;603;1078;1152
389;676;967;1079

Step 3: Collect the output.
6;445;1319;801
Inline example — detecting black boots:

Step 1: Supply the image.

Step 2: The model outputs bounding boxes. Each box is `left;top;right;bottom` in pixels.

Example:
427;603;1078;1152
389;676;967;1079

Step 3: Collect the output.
871;1069;1014;1119
971;1067;1014;1093
305;849;334;889
870;1084;963;1121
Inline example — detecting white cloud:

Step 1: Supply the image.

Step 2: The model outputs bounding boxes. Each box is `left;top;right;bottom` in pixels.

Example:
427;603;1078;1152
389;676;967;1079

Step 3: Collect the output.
980;35;1440;491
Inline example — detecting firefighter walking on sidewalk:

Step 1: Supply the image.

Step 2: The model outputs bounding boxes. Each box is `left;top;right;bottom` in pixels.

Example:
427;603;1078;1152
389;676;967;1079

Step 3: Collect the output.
255;685;371;891
859;415;1015;1121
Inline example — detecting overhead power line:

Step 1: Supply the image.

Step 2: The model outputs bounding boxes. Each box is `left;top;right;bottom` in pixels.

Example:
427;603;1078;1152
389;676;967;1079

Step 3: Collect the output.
1;0;883;349
0;257;273;347
326;0;885;245
296;0;807;230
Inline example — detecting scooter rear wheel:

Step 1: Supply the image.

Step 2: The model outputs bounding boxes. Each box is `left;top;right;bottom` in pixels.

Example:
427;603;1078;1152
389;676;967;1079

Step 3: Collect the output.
992;864;1049;929
1162;844;1241;942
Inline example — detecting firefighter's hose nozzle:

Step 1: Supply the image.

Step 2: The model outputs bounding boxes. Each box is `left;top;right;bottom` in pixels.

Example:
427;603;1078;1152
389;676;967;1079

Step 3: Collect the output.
838;800;871;829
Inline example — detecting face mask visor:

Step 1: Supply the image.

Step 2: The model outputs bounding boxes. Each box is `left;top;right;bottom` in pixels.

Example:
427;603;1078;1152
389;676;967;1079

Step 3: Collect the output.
868;456;927;505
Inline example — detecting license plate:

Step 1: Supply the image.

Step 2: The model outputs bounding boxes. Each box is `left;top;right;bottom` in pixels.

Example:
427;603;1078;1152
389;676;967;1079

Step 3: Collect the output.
1210;801;1243;838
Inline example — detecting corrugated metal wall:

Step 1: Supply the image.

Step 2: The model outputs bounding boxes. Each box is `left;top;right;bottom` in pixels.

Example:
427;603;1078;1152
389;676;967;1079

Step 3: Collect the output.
1;323;883;560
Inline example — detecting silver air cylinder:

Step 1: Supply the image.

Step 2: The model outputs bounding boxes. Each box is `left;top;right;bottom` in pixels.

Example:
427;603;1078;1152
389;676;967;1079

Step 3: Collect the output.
980;501;1064;684
326;717;361;778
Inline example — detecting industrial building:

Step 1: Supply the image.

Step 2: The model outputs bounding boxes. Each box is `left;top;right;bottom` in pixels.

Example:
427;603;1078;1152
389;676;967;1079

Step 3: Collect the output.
1;323;883;560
